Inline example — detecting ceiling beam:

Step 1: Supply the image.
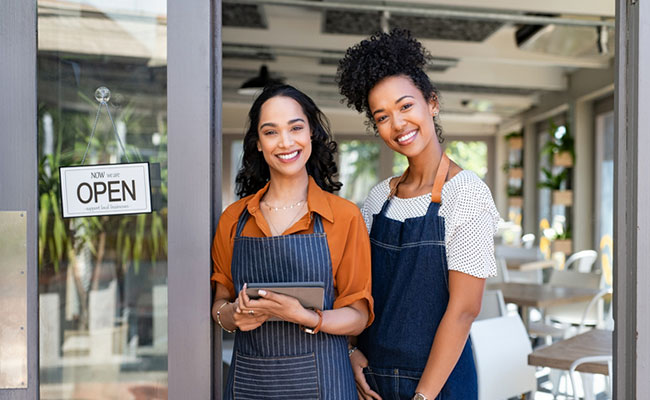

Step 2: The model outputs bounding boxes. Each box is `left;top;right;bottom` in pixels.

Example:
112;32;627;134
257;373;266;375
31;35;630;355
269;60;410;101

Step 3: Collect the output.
227;0;614;27
222;57;568;90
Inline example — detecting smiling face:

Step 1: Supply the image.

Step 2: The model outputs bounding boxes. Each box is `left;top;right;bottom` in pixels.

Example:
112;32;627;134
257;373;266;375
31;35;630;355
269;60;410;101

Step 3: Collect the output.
368;75;439;159
256;95;312;180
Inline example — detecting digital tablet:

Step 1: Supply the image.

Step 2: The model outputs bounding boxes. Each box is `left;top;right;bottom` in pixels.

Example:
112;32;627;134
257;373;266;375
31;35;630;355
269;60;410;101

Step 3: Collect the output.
245;281;325;312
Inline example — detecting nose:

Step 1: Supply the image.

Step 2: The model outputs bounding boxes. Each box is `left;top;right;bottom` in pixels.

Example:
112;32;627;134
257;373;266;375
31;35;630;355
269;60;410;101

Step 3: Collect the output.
393;113;407;132
279;130;294;148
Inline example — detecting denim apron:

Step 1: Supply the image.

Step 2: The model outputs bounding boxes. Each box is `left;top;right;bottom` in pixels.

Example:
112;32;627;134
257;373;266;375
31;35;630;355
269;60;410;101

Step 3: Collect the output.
223;210;357;400
358;155;478;400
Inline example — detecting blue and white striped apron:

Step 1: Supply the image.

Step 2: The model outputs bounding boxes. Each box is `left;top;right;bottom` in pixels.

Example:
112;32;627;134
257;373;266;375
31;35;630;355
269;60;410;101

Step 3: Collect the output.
223;210;357;400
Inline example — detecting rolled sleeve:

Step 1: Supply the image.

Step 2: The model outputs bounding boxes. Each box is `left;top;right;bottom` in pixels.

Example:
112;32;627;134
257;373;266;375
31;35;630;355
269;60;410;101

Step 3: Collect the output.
211;209;237;299
331;210;375;326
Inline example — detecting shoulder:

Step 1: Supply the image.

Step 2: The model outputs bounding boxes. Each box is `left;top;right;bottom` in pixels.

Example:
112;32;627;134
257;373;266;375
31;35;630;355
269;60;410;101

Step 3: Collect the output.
323;191;363;220
363;177;393;210
440;170;498;222
218;195;252;230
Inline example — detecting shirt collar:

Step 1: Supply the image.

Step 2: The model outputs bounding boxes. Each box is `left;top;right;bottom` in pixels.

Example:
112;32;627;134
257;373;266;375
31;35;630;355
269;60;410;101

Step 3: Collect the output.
245;176;334;224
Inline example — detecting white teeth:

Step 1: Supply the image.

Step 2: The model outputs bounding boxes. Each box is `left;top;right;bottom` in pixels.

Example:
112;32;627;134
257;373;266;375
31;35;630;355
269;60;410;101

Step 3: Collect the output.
278;150;299;160
397;130;417;143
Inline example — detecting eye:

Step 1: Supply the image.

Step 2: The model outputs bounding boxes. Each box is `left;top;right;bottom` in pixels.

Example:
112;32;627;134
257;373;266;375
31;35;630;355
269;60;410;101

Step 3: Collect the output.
401;103;413;111
291;125;304;132
262;130;276;136
376;115;387;123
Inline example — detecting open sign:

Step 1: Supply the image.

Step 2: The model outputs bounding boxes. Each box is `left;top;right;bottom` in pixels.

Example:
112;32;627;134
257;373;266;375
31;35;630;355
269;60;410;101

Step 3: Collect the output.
59;163;152;218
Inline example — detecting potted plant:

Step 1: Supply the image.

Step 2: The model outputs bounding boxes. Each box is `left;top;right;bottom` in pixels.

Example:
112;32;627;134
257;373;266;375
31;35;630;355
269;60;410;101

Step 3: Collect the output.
507;184;523;208
543;219;572;255
504;130;524;149
541;119;575;167
538;168;572;206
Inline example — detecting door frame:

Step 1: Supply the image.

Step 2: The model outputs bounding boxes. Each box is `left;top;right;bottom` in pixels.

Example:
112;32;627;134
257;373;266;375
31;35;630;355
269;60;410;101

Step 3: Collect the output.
0;0;223;398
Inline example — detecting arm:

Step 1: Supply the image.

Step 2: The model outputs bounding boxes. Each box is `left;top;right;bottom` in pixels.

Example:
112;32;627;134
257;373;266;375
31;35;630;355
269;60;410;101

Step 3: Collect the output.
414;271;485;398
239;286;369;336
238;203;373;336
212;282;270;332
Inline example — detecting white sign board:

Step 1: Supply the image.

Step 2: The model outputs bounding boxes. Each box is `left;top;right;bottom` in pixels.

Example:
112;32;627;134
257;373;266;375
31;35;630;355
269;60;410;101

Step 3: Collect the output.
59;163;152;218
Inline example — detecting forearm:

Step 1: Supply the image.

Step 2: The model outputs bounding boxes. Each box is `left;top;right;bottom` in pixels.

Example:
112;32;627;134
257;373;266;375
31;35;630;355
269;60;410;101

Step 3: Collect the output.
415;310;475;397
295;300;369;336
212;297;238;331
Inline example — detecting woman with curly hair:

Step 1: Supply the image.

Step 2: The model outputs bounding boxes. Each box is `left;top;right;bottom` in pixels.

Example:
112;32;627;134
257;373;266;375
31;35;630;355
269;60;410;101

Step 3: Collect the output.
337;29;499;400
211;84;374;399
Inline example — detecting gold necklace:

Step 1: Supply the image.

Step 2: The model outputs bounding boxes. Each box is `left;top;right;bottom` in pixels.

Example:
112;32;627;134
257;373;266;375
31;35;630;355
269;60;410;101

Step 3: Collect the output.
266;202;307;236
262;198;306;212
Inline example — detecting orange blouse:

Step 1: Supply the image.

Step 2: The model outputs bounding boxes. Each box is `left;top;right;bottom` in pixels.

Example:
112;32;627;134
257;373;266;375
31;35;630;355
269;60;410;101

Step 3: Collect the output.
211;176;374;324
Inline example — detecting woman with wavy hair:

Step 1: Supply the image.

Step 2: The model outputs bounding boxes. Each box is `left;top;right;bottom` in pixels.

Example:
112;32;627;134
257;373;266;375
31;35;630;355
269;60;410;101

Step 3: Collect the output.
211;84;374;399
337;29;499;400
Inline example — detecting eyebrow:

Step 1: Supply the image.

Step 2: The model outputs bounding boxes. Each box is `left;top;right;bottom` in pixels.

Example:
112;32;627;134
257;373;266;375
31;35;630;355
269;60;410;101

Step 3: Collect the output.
260;118;305;130
371;95;415;116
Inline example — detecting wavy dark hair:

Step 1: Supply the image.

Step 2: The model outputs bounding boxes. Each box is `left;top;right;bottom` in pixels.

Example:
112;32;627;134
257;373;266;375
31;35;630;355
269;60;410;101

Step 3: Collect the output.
336;28;444;142
235;85;342;198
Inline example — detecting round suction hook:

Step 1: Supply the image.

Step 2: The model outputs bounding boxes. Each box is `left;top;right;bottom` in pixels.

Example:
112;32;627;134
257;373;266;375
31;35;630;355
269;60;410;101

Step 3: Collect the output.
94;86;111;103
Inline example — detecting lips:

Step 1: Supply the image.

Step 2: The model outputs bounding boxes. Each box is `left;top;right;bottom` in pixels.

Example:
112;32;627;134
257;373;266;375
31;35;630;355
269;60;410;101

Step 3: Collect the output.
276;150;301;162
396;129;418;145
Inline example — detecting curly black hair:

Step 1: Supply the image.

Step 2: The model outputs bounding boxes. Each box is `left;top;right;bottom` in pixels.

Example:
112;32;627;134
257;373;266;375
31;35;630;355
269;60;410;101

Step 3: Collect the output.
336;28;444;142
235;85;342;198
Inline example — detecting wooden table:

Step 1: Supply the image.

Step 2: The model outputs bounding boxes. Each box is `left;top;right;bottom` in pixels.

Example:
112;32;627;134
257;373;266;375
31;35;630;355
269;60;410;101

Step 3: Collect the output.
528;329;611;375
487;282;601;309
508;259;555;272
487;282;602;328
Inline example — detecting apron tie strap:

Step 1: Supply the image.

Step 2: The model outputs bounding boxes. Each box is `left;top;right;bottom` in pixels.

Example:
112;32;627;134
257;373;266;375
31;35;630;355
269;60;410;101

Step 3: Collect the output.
387;153;451;203
431;154;450;204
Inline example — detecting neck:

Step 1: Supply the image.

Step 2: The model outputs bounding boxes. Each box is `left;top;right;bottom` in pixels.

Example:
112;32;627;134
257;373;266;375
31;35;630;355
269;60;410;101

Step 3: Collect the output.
265;169;309;203
405;143;443;188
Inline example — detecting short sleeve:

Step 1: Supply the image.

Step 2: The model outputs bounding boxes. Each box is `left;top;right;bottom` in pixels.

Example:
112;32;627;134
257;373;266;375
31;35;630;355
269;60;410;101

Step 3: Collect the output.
361;178;392;233
211;208;238;299
331;206;375;326
440;171;500;278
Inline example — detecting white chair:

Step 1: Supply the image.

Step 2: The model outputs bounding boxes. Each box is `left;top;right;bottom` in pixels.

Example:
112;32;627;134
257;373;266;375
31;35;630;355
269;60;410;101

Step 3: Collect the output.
475;290;506;321
546;288;613;399
470;315;537;400
486;257;509;284
569;355;613;400
565;250;598;273
545;270;605;327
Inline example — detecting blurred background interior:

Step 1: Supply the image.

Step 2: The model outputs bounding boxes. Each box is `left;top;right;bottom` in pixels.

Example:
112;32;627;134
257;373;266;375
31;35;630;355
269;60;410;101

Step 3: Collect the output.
34;0;615;398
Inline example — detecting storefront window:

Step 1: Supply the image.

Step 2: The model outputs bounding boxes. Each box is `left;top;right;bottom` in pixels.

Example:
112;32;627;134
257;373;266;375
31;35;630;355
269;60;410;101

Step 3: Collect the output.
37;1;168;398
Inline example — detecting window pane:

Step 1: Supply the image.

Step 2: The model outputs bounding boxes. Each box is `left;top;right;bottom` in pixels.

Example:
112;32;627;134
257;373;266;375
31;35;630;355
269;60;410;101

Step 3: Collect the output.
38;1;168;398
338;140;380;206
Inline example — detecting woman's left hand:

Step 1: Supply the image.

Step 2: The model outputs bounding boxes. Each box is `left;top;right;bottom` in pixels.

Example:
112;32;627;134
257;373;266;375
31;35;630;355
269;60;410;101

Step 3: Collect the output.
239;283;312;325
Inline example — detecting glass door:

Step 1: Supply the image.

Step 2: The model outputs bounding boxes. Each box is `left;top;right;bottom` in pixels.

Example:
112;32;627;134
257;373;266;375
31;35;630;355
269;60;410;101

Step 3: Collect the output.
37;1;169;398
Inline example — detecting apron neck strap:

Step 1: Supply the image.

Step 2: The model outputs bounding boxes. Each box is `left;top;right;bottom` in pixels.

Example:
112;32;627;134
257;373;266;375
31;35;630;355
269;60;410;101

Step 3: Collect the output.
387;154;450;203
235;209;250;237
431;154;450;204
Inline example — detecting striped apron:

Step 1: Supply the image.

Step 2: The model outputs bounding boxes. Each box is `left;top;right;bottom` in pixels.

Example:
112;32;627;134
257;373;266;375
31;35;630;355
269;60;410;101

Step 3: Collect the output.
223;210;357;400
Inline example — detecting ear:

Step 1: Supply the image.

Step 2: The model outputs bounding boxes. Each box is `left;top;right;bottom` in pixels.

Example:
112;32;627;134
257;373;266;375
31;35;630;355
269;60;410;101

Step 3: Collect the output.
256;140;262;152
428;97;440;117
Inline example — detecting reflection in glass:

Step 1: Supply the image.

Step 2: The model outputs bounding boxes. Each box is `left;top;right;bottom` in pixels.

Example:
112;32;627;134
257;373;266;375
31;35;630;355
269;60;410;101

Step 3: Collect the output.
37;1;168;398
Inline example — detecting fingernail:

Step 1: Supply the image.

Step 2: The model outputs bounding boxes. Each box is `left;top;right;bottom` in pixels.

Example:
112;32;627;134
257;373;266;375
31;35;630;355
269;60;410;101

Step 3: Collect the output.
258;290;267;296
236;308;241;313
243;283;247;289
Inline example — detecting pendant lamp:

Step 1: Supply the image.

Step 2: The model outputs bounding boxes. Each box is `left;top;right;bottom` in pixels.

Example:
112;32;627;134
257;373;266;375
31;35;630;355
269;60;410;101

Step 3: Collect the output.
237;65;283;95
